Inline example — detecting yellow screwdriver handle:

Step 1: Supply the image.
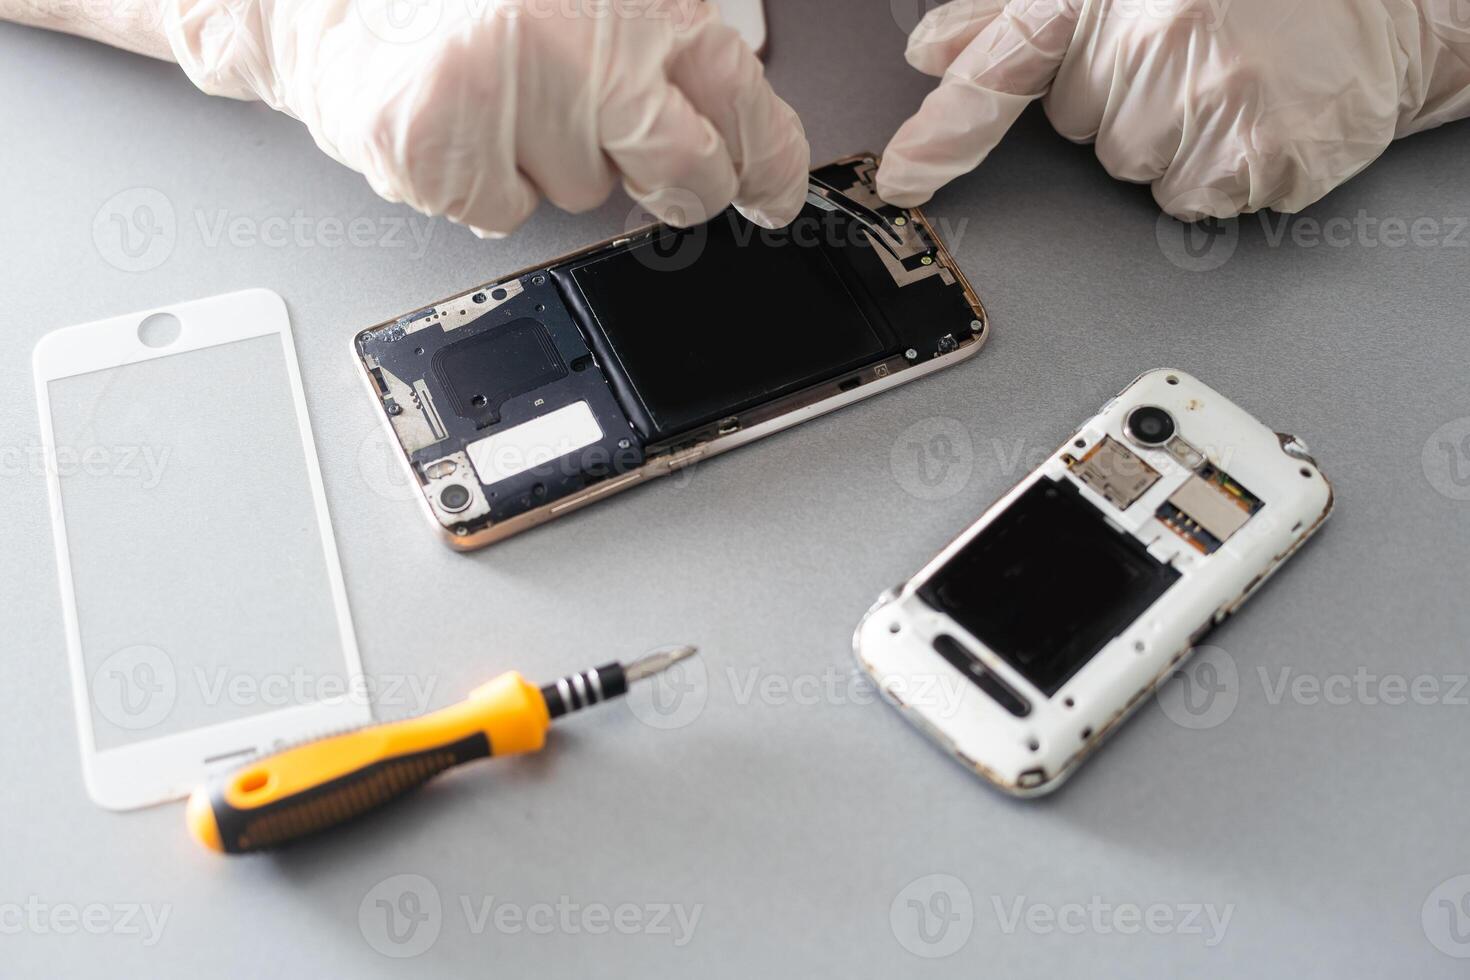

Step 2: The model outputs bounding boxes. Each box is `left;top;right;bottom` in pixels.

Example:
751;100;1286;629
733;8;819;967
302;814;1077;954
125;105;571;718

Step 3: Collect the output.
186;672;550;854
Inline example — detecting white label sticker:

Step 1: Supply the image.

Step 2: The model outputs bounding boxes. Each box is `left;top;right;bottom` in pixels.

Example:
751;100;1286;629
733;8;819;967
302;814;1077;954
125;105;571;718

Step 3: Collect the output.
466;401;604;487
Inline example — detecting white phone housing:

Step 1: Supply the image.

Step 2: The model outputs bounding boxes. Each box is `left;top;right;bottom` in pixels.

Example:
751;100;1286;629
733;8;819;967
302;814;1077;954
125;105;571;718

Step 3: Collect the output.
854;369;1333;796
34;289;372;810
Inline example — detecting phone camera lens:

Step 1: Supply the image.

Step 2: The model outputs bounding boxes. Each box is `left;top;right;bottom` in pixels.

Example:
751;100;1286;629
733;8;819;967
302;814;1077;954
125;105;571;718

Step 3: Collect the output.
1125;406;1176;446
439;483;472;512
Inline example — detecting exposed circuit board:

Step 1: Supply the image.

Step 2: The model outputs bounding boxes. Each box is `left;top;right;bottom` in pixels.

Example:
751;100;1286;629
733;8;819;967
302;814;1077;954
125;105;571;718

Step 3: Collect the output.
1156;463;1264;553
353;155;987;543
1065;436;1160;510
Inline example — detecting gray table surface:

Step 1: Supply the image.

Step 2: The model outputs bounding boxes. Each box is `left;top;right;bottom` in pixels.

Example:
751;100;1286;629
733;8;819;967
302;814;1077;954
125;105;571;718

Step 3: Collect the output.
5;4;1470;977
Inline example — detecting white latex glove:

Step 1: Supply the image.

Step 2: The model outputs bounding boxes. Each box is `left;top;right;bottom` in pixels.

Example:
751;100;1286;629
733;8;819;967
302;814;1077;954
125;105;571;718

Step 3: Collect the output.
161;0;809;235
878;0;1470;219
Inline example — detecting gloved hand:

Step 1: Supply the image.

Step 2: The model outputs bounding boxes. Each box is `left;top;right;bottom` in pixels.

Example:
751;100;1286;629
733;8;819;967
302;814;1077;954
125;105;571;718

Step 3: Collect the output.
162;0;809;235
878;0;1470;219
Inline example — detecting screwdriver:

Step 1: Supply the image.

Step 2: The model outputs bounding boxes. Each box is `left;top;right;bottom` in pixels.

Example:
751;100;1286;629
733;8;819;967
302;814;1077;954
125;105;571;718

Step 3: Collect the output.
186;646;697;854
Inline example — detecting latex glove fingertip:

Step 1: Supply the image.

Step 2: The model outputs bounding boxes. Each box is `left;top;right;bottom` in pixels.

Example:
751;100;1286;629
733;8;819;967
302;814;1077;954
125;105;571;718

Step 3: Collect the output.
736;179;808;229
875;159;936;209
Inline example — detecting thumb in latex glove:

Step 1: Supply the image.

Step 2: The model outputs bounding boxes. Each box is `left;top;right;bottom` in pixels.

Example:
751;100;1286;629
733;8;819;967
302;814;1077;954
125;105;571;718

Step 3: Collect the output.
163;0;810;236
878;0;1470;220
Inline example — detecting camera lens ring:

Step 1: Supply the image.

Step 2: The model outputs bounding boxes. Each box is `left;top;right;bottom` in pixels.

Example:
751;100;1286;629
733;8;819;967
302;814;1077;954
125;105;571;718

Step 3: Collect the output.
1124;405;1176;447
438;483;473;513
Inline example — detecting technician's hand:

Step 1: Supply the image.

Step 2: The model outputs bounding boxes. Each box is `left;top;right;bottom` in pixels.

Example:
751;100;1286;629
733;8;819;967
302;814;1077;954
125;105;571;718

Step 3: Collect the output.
878;0;1470;219
160;0;809;235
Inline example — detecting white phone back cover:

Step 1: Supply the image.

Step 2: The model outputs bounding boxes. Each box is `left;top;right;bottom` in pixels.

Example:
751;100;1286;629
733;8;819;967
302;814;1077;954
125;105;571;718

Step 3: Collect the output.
855;369;1333;795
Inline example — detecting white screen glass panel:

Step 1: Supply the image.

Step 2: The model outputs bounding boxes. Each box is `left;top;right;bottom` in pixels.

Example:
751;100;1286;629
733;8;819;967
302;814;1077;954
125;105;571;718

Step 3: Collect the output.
48;334;348;750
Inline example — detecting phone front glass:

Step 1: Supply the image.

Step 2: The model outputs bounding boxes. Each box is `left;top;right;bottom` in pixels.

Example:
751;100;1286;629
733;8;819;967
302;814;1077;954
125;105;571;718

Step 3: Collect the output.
35;290;370;809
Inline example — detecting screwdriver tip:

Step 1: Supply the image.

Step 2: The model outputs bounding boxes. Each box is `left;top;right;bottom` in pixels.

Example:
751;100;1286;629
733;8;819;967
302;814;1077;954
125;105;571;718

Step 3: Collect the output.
623;645;699;684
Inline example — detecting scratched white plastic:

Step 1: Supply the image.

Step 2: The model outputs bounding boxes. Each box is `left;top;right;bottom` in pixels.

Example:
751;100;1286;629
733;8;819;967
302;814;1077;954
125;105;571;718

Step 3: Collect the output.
854;368;1333;796
33;289;372;810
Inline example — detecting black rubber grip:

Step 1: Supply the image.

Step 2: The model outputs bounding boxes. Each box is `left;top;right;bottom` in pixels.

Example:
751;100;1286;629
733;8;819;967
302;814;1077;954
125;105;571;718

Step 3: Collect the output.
210;733;490;854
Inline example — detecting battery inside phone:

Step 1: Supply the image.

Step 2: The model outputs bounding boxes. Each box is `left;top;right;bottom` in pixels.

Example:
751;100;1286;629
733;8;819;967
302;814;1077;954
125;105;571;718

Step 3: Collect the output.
356;158;984;533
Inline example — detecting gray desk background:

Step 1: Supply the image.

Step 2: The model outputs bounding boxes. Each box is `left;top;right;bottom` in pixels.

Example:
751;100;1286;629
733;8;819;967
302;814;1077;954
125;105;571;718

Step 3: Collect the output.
4;4;1470;976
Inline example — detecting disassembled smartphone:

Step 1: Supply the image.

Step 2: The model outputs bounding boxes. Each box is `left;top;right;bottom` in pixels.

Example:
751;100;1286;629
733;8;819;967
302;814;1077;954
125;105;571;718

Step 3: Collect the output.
354;155;987;549
854;369;1334;796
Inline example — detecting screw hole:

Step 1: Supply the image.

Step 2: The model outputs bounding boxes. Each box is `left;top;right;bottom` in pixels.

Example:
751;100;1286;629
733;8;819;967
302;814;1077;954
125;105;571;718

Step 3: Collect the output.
1300;467;1312;478
1166;375;1180;385
472;292;486;304
888;622;901;634
414;346;424;355
471;394;487;408
490;287;508;301
1133;640;1146;653
1063;697;1075;708
1026;737;1040;752
1073;438;1086;449
1080;727;1093;740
